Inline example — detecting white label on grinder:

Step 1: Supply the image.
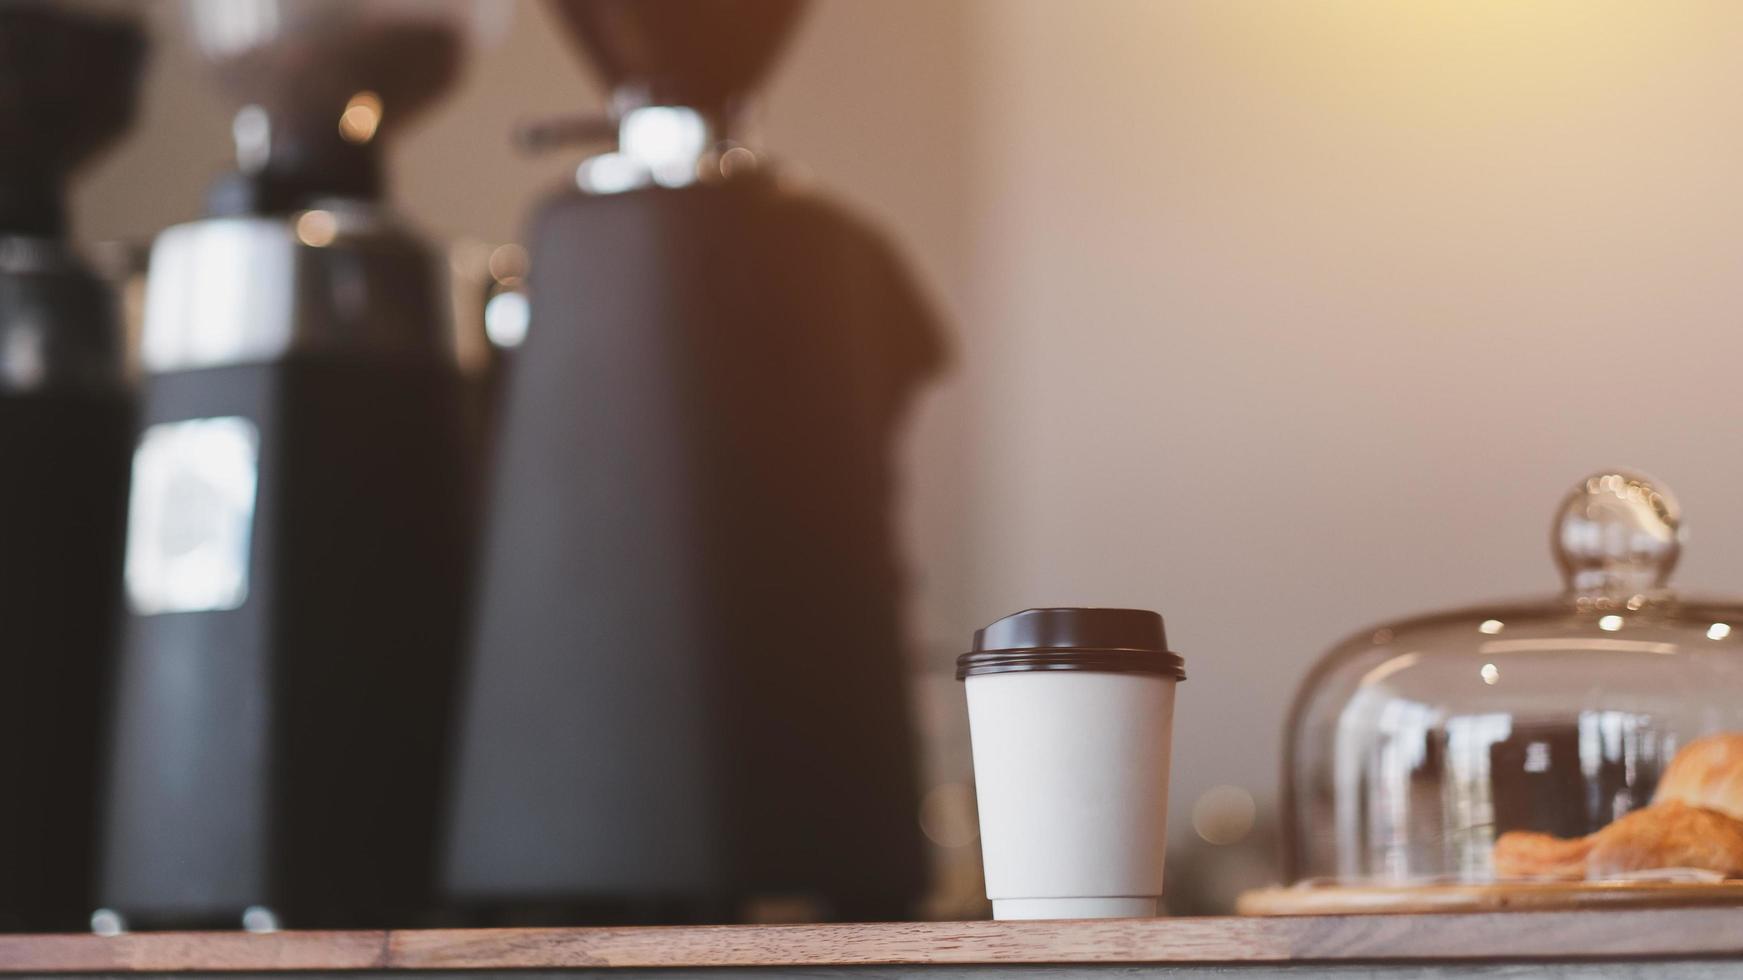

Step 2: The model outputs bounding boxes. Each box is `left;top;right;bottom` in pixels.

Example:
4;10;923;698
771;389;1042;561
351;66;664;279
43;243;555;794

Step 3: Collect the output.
125;416;260;615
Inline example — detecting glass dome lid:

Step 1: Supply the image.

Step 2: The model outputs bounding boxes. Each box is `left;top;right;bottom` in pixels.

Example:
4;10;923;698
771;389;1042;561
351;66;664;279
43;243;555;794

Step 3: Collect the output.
1283;470;1743;889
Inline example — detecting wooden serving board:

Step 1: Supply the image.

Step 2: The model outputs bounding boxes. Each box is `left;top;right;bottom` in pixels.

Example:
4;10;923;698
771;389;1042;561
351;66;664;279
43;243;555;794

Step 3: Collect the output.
1238;879;1743;916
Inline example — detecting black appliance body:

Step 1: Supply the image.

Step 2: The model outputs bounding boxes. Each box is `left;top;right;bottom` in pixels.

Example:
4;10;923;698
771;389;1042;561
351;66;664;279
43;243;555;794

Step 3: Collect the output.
0;240;133;933
445;161;941;920
0;2;142;933
98;202;474;931
96;2;481;931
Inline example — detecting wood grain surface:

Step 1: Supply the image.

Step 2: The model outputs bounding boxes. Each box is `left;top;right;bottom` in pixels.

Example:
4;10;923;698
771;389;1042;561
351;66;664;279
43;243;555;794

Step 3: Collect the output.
0;930;386;973
1237;880;1743;916
4;910;1743;973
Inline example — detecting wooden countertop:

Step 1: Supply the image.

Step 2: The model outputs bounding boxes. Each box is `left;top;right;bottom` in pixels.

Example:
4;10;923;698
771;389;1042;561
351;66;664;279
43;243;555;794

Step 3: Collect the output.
4;909;1743;973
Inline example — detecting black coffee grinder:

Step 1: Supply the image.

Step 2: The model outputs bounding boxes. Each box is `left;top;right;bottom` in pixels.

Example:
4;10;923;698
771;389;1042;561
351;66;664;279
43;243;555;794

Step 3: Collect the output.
97;0;478;931
0;0;142;933
445;0;940;923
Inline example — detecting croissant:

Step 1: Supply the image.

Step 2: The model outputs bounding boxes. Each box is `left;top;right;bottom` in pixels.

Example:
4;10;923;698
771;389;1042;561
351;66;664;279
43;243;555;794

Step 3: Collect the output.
1491;826;1591;880
1494;801;1743;879
1651;733;1743;821
1492;732;1743;880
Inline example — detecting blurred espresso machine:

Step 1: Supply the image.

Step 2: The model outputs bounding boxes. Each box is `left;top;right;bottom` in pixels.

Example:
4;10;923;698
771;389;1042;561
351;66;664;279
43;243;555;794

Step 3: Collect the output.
0;0;142;932
446;0;939;923
98;0;478;930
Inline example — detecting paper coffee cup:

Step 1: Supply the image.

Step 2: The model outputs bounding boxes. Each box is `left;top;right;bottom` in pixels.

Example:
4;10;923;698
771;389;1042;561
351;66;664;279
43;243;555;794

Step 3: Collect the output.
957;608;1185;920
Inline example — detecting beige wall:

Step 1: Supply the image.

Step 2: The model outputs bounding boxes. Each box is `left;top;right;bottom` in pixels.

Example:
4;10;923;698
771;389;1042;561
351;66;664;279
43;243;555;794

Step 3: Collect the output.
73;0;1743;899
954;0;1743;844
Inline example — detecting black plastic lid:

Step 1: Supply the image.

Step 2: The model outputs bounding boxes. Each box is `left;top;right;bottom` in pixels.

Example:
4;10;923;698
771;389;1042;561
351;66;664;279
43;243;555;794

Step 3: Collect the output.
955;607;1186;681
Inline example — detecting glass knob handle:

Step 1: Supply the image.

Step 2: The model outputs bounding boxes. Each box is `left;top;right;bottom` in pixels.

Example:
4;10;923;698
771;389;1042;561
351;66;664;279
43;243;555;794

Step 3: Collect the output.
1552;470;1682;599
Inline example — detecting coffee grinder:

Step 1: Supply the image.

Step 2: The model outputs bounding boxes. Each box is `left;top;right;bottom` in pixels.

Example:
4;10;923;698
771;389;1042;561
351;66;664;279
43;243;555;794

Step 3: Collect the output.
98;0;479;930
445;0;940;923
0;0;142;933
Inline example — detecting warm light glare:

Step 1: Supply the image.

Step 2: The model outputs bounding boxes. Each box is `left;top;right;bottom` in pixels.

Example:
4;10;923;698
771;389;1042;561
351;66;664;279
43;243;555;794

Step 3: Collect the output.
1478;619;1504;635
232;105;270;174
1191;785;1257;846
338;91;383;144
1482;638;1676;656
295;210;337;248
1207;1;1699;134
1710;623;1732;641
577;152;643;194
917;782;978;849
718;145;757;179
484;290;530;349
488;243;528;285
1599;615;1624;632
1480;663;1500;685
622;106;710;187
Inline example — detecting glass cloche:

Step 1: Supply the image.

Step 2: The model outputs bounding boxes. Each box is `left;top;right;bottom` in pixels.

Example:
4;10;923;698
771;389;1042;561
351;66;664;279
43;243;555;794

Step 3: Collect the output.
1278;470;1743;901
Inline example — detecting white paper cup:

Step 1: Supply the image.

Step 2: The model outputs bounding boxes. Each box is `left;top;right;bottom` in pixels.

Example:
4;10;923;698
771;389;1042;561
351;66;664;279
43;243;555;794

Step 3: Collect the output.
957;608;1184;920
